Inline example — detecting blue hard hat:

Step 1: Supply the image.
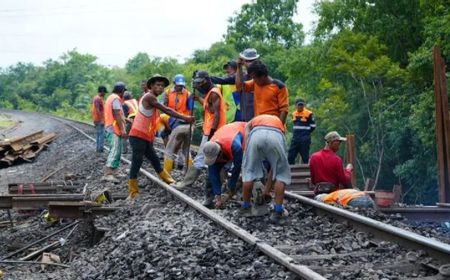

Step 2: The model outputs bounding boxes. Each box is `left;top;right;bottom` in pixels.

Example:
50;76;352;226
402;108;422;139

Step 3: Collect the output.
174;74;186;86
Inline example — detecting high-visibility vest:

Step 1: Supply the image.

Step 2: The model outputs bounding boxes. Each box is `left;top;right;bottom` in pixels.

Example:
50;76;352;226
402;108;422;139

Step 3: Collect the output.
324;189;365;206
129;94;159;142
105;93;123;136
210;122;246;161
250;114;285;133
124;99;138;118
203;87;226;136
91;95;104;123
166;88;191;116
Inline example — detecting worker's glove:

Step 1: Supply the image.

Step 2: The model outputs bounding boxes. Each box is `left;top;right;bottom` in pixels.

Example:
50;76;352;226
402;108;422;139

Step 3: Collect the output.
208;129;216;140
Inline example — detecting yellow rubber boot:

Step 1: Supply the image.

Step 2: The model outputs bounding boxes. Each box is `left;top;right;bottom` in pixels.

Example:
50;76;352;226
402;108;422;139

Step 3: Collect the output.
159;170;175;184
163;158;174;174
188;158;193;168
127;179;139;200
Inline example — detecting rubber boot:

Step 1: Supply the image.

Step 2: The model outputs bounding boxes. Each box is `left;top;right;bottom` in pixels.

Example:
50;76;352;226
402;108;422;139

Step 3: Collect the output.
174;167;201;189
203;180;214;208
159;170;175;184
127;179;139;200
163;158;174;175
187;158;193;168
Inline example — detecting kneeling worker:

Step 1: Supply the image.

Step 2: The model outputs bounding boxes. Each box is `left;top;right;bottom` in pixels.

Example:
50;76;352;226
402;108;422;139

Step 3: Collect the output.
128;74;194;199
315;189;375;208
240;114;291;221
202;122;247;208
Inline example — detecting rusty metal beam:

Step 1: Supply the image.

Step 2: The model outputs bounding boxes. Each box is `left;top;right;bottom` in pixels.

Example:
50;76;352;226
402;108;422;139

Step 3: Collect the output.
48;201;119;219
345;134;357;187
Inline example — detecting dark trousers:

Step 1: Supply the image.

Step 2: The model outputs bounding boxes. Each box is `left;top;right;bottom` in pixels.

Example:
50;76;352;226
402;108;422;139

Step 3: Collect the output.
288;139;310;164
129;136;162;179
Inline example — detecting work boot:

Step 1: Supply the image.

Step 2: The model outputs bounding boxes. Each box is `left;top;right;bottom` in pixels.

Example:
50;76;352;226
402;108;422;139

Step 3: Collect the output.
188;158;193;168
238;206;254;217
174;167;201;189
202;180;214;208
270;208;289;223
159;170;175;184
163;159;174;175
127;179;139;200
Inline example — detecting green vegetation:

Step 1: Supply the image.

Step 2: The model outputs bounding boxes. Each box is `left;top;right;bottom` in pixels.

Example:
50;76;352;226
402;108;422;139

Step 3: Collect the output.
0;0;448;204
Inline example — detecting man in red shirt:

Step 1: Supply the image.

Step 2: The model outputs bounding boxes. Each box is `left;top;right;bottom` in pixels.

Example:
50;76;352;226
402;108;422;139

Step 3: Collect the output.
309;131;353;194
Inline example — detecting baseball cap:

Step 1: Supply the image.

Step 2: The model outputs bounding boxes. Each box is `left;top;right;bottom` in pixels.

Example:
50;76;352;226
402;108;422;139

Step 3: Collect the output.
324;131;347;142
98;86;108;93
295;98;305;105
223;60;238;70
174;74;186;86
147;74;170;88
239;48;260;60
193;70;209;84
112;82;127;93
203;142;221;166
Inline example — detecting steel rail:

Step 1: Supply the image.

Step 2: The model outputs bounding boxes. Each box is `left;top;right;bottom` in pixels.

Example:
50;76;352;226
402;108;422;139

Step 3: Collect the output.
54;115;327;279
285;191;450;263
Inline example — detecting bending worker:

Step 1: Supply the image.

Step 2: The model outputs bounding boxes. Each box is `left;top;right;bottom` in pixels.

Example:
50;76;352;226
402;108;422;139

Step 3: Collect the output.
309;131;353;194
127;74;194;199
315;189;375;208
202;121;247;208
240;114;291;221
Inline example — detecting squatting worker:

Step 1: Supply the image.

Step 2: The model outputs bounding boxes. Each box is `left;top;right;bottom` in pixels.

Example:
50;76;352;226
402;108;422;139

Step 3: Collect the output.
103;82;127;181
92;85;107;153
315;189;375;208
240;114;291;222
175;70;226;189
127;74;194;200
287;98;316;164
309;131;353;195
236;60;288;124
202;122;247;209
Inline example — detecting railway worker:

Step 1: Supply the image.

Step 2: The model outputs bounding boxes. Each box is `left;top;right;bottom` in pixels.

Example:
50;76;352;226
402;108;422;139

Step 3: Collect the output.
236;60;289;124
103;82;128;181
315;189;375;208
122;91;138;154
309;131;353;195
140;80;149;95
287;98;316;164
127;74;194;199
210;48;260;121
202;121;247;208
240;114;290;221
175;70;227;189
92;85;107;153
212;60;239;122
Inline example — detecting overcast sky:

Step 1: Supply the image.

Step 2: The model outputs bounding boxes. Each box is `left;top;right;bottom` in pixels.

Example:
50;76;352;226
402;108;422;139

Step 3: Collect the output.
0;0;316;68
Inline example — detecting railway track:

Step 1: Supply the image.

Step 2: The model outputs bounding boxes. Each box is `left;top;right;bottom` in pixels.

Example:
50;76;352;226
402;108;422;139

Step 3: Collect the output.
51;115;450;279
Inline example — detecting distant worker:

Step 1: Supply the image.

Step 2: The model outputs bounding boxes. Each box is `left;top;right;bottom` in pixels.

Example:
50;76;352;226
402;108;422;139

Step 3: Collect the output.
122;91;138;154
309;131;353;195
103;82;128;181
287;98;316;164
202;121;247;208
213;60;239;122
175;70;226;189
92;85;107;153
211;48;260;121
236;60;289;124
240;114;291;221
127;74;194;199
140;80;149;95
315;189;375;208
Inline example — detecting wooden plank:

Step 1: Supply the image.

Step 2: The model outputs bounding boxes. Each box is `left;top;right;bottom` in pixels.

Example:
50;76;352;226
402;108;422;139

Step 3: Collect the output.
345;134;357;187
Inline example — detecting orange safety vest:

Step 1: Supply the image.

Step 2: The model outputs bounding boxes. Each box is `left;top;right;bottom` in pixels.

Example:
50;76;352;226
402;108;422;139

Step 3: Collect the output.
203;87;226;136
324;189;366;206
250;114;286;133
129;93;159;142
124;99;138;118
91;95;104;123
105;93;123;136
167;88;191;116
210;122;246;161
292;109;312;121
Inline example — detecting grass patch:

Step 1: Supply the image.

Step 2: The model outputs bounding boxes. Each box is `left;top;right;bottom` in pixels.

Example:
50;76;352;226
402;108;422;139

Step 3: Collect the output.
0;114;16;129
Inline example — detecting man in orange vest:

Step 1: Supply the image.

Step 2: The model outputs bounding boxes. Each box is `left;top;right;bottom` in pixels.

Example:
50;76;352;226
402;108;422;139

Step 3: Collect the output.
127;74;194;199
240;114;291;222
288;98;316;164
92;85;107;153
122;91;138;154
175;70;226;189
202;122;246;208
103;82;128;182
315;189;375;208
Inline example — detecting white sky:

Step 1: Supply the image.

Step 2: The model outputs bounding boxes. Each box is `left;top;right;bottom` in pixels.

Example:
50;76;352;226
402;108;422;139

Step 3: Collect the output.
0;0;316;68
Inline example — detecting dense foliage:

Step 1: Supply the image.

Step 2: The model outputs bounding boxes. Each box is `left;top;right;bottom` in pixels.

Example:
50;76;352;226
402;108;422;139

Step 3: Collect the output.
0;0;448;204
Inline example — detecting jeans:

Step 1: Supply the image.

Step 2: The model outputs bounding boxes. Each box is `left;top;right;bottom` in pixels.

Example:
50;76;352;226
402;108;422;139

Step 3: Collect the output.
129;136;162;179
95;123;105;152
